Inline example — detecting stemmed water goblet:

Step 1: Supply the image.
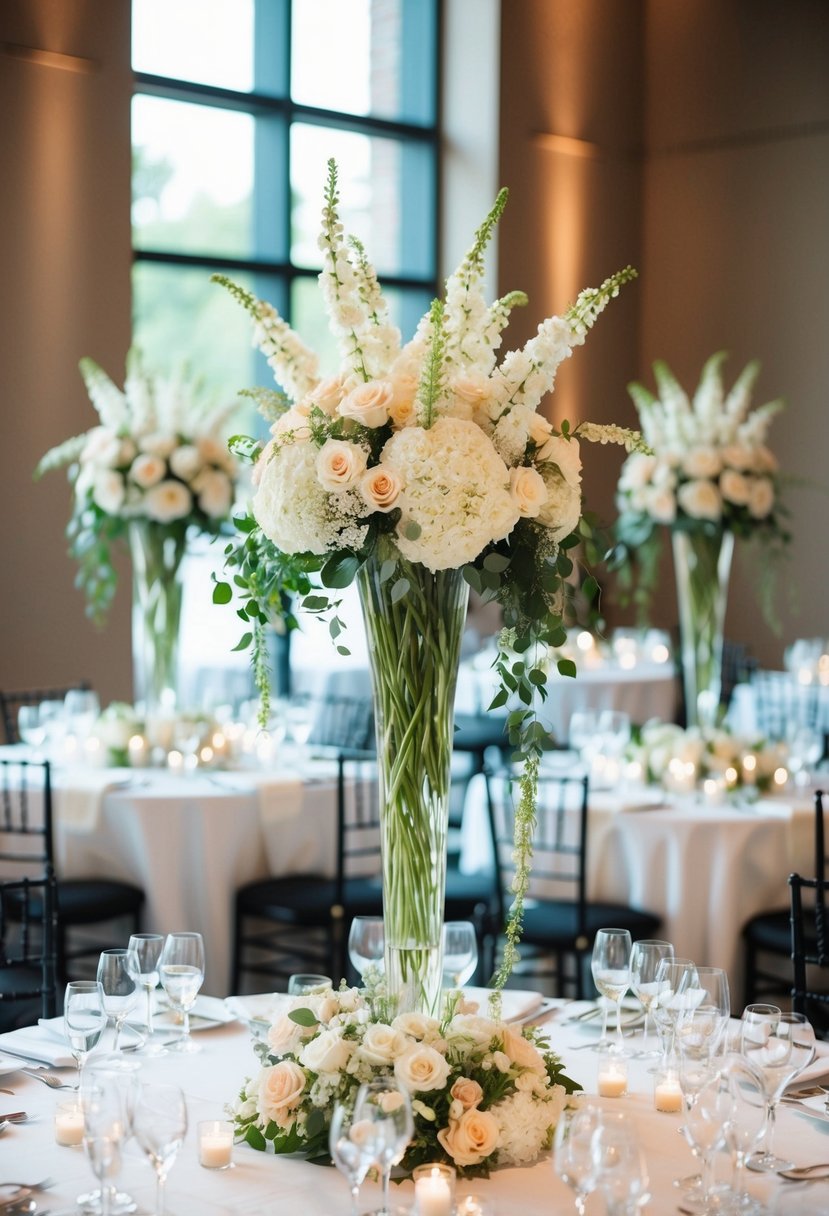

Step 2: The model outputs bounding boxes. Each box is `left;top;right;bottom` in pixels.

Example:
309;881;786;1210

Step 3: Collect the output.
590;1111;651;1215
678;1063;731;1216
97;949;140;1052
591;928;632;1053
442;920;478;989
159;932;205;1053
740;1005;816;1173
650;958;700;1070
126;933;164;1046
80;1074;126;1216
78;1053;142;1216
17;704;47;753
64;979;107;1085
629;939;674;1059
132;1083;188;1216
352;1076;414;1216
552;1104;602;1216
720;1057;769;1215
676;966;731;1062
329;1100;376;1216
348;917;385;984
65;688;101;742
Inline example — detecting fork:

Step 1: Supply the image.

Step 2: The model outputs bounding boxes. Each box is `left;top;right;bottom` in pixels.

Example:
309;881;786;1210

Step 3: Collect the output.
1;1178;56;1191
20;1070;73;1090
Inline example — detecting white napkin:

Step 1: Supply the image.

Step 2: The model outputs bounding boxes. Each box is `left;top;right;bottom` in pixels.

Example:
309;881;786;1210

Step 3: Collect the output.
783;1041;829;1091
255;776;306;872
54;770;132;833
0;1023;75;1067
154;993;237;1028
461;987;545;1023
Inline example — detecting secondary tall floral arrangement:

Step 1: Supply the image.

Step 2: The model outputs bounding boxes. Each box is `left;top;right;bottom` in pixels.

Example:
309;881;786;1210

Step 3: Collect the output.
37;352;238;708
614;354;788;726
215;160;640;1011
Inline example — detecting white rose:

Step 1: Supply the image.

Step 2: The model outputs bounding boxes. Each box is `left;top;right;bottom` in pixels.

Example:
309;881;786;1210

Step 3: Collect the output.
501;1026;547;1073
648;487;677;524
143;479;193;523
299;1028;353;1074
446;1015;498;1048
677;478;722;521
392;1012;440;1041
720;468;751;506
306;375;345;417
683;446;722;479
394;1043;452;1094
437;1108;500;1166
267;1014;308;1057
748;476;774;519
82;427;122;467
195;468;233;518
140;431;178;459
129;453;166;489
338;379;394;428
92;470;126;514
359;1023;409;1066
536;469;581;541
509;466;548;518
169;444;202;482
535;435;582;488
316;440;368;492
620;453;657;490
360;466;404;512
257;1060;306;1128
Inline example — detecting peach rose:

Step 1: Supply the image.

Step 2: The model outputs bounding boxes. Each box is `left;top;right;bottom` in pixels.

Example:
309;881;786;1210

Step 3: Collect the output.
748;476;774;519
169;444;202;481
450;1077;484;1110
306;375;345;417
501;1026;546;1073
360;466;403;512
720;468;751;506
316;439;368;491
267;1014;309;1057
509;466;548;518
535;434;582;487
338;380;394;428
392;1012;440;1041
437;1108;500;1166
393;1043;452;1094
273;408;312;442
257;1060;306;1128
129;453;166;489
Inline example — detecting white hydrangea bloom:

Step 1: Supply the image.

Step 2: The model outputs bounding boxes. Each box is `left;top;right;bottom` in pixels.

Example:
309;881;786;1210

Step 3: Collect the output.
253;438;368;556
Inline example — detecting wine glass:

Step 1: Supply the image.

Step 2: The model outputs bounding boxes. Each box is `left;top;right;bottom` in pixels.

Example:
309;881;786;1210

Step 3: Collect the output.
329;1100;376;1216
352;1076;414;1216
64;980;107;1084
676;966;731;1062
81;1075;125;1216
650;958;700;1070
740;1006;816;1172
78;1054;142;1216
97;950;139;1052
17;704;47;752
288;973;333;996
126;933;164;1042
590;1111;651;1215
679;1063;731;1216
65;688;101;741
442;921;478;989
552;1104;602;1216
159;932;205;1053
132;1083;188;1216
568;710;599;768
629;939;674;1059
591;928;632;1052
348;917;385;984
721;1057;769;1214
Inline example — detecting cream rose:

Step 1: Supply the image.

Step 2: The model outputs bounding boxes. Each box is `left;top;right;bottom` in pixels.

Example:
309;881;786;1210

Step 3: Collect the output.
677;478;722;522
360;466;404;512
257;1060;306;1128
437;1108;500;1166
501;1026;547;1073
683;446;722;479
273;408;313;442
450;1077;484;1110
129;453;165;489
446;1015;498;1048
338;379;394;428
300;1028;354;1074
169;444;202;481
748;476;774;519
359;1023;409;1066
394;1043;452;1094
92;470;126;514
535;434;582;487
267;1014;307;1057
306;375;345;417
316;439;368;492
143;479;193;523
139;431;178;459
648;487;677;524
509;466;548;518
719;468;751;506
392;1012;440;1041
196;468;233;518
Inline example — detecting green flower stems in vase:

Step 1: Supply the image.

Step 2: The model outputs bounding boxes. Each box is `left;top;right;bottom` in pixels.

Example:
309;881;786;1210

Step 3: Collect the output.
129;519;187;713
358;540;469;1016
671;528;734;730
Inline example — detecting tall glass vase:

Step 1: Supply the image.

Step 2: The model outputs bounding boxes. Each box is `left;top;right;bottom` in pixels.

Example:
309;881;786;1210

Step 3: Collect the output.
358;540;469;1016
672;529;734;730
129;520;187;713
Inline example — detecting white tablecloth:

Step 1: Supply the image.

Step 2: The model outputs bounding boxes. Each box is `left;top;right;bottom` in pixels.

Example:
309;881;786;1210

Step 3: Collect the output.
3;1010;829;1212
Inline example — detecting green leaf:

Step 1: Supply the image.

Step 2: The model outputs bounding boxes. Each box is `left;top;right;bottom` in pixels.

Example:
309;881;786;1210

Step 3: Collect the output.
321;552;360;589
231;632;253;652
305;1108;326;1139
483;552;510;573
462;565;482;594
288;1008;319;1027
379;559;396;584
557;658;577;678
489;689;509;710
336;644;351;656
212;581;232;605
390;577;410;605
244;1125;267;1151
582;574;599;602
528;668;546;686
302;595;329;611
403;520;422;541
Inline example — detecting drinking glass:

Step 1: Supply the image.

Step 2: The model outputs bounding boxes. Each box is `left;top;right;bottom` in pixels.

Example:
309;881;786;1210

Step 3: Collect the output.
81;1077;125;1216
679;1064;730;1215
329;1100;376;1216
126;933;164;1040
740;1006;816;1172
39;698;67;757
568;710;599;767
78;1054;142;1216
629;939;674;1059
65;688;101;741
352;1076;414;1216
552;1104;602;1216
442;921;478;988
64;980;107;1084
132;1083;187;1216
591;1112;650;1215
676;966;730;1062
721;1057;768;1214
650;958;700;1069
97;950;139;1052
288;973;333;996
591;928;632;1052
348;917;385;983
17;704;46;751
159;932;205;1053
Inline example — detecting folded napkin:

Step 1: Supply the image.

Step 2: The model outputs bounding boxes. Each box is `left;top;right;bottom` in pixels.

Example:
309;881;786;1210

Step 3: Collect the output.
225;992;293;1027
461;987;545;1023
154;993;237;1028
0;1023;75;1068
54;770;132;833
783;1042;829;1092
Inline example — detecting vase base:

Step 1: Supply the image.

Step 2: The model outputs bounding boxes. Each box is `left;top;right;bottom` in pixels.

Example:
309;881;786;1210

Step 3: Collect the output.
386;942;442;1017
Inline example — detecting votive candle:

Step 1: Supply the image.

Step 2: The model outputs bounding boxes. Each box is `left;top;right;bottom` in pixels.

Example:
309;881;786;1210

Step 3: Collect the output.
55;1100;85;1146
198;1119;234;1170
597;1051;628;1098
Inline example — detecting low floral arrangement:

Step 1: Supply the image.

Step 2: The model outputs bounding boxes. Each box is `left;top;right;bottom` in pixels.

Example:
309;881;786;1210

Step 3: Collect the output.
233;985;578;1176
36;351;239;623
89;702;220;767
628;720;788;795
613;353;789;615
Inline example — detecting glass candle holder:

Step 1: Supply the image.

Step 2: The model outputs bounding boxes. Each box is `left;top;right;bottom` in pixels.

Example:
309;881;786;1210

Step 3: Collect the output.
455;1197;495;1216
197;1119;234;1170
54;1099;85;1146
654;1065;683;1112
412;1163;456;1216
597;1049;628;1097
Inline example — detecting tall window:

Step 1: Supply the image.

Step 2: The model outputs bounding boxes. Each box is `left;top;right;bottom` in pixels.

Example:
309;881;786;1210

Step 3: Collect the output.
130;0;441;701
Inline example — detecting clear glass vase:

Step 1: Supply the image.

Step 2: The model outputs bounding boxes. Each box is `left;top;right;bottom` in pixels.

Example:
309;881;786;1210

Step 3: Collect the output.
129;520;187;713
357;540;469;1016
672;529;734;730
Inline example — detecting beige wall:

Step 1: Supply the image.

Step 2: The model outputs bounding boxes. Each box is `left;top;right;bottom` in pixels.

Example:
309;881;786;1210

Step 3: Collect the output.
0;0;133;703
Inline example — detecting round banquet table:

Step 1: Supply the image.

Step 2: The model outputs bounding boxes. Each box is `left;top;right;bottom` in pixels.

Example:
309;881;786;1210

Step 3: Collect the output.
2;1005;829;1213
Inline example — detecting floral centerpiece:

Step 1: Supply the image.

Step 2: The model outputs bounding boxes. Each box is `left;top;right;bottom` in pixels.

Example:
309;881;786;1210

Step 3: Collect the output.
613;354;788;728
233;985;578;1176
214;160;641;1014
628;720;788;797
37;352;239;709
